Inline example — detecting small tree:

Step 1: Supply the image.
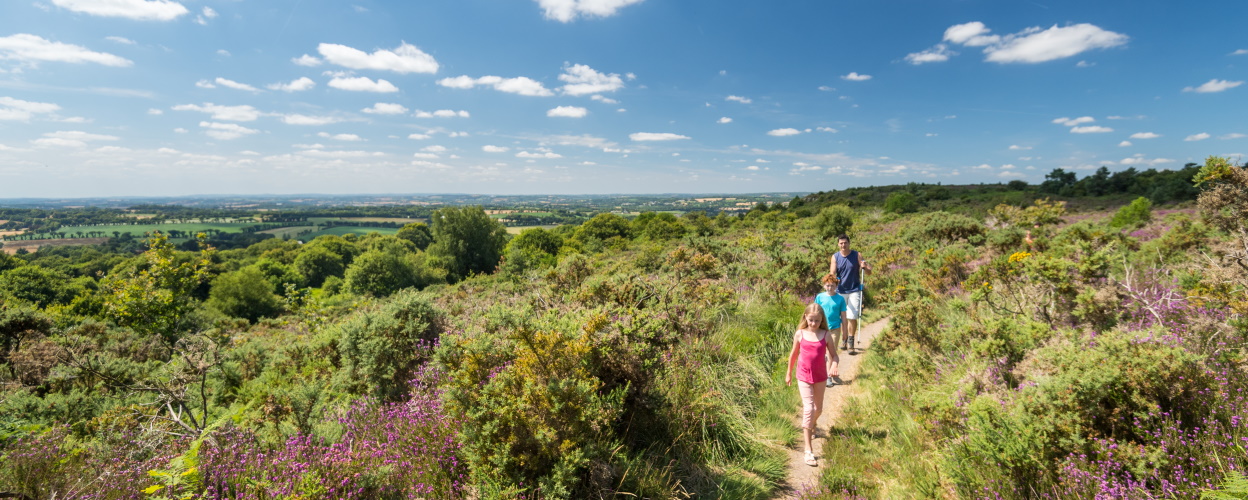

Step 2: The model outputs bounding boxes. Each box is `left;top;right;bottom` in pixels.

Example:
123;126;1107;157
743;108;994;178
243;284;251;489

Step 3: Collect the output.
344;250;419;297
814;205;854;240
207;266;281;322
1109;197;1153;229
100;233;214;341
427;206;508;281
884;191;918;214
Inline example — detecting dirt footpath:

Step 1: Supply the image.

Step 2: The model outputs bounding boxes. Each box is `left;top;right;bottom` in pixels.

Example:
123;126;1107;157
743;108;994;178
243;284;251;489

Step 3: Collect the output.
777;317;888;499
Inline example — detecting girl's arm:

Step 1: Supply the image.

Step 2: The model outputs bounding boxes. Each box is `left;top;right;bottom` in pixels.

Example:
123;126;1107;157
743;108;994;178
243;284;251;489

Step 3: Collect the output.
786;332;801;386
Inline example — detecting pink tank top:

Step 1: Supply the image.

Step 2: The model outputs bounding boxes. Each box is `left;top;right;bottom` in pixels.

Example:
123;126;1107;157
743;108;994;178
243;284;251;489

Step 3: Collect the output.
797;332;828;384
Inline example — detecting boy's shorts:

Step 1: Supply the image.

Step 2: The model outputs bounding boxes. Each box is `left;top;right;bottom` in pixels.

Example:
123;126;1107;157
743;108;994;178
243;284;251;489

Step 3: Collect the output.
840;292;862;320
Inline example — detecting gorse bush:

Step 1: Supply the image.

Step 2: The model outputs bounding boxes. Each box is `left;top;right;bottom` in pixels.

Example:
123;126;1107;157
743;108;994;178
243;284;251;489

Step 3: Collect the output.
1110;196;1154;228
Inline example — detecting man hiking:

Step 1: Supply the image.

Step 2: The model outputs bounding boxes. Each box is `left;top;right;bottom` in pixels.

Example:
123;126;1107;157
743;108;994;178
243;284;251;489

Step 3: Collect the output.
829;234;870;354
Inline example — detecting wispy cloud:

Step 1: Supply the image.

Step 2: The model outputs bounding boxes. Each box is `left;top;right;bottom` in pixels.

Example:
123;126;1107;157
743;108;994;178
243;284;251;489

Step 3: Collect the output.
536;0;645;23
0;34;132;67
904;44;956;65
213;77;260;92
1070;125;1113;133
1129;132;1160;139
414;109;470;118
725;95;752;104
317;42;438;74
1185;132;1210;141
841;72;872;81
717;117;732;124
767;128;802;136
200;121;259;140
630;132;689;141
0;96;62;121
266;77;315;92
1182;79;1243;93
51;0;189;21
171;103;261;121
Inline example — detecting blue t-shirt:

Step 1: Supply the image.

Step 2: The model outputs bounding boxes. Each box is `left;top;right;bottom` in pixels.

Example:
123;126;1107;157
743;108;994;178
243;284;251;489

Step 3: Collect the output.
834;250;862;294
814;292;846;329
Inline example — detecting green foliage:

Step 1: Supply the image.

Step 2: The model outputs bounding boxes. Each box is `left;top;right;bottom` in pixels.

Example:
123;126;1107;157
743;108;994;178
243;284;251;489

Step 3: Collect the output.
884;191;918;214
901;211;985;245
100;233;215;340
988;197;1067;228
343;250;419;298
439;321;624;499
1203;470;1248;500
813;205;854;240
0;265;75;308
575;212;632;241
333;290;441;401
427;206;508;281
292;245;344;288
501;227;563;275
1110;196;1153;229
632;212;686;241
0;305;54;364
395;221;433;250
207;266;281;322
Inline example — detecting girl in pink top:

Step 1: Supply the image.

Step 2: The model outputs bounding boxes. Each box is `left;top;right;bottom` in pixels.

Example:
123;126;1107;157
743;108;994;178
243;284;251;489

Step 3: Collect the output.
786;303;839;467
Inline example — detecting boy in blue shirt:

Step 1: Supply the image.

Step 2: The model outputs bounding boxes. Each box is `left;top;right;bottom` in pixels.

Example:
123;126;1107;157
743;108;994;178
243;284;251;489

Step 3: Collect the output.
814;274;846;387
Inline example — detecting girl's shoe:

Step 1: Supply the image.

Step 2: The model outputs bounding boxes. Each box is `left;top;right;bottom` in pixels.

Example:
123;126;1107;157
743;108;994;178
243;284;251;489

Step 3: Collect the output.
804;451;817;467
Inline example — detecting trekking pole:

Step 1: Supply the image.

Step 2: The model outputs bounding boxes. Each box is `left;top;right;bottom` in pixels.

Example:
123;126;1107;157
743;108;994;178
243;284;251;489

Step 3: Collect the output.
858;257;865;351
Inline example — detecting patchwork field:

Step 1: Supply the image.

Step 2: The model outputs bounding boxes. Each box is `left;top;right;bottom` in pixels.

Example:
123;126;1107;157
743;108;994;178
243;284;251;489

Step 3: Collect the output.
2;237;109;254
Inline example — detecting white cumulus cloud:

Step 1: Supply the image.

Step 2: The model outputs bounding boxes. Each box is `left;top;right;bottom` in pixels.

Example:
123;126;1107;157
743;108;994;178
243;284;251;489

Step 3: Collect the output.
292;54;322;67
725;95;752;104
516;149;563;159
1185;133;1210;141
362;103;408;115
547;106;588;118
214;77;259;92
0;34;133;67
51;0;189;21
1129;132;1160;139
981;24;1128;64
841;72;872;81
483;145;510;153
630;132;689;141
536;0;645;23
0;96;62;121
266;77;315;92
559;63;625;95
317;42;438;74
1183;79;1243;93
437;75;554;96
199;121;259;140
414;109;470;118
944;22;1001;46
328;76;398;93
1118;140;1132;147
767;128;802;136
718;117;732;124
171;103;261;121
905;44;956;64
317;132;363;141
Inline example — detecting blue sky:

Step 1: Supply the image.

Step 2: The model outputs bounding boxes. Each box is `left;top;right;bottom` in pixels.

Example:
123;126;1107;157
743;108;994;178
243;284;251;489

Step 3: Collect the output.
0;0;1244;197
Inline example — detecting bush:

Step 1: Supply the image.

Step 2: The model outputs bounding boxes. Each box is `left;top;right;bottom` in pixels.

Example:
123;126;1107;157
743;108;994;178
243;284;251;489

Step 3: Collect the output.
884;192;918;214
208;266;282;322
333;290;442;401
814;205;854;241
343;250;419;298
1110;196;1153;229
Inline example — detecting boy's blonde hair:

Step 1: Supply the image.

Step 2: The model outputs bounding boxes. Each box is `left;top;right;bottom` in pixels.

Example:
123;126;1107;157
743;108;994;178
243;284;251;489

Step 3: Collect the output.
799;303;829;330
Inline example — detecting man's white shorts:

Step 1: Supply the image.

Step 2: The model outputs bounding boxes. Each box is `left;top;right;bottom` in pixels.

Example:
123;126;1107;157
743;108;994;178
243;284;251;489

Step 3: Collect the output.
839;292;862;320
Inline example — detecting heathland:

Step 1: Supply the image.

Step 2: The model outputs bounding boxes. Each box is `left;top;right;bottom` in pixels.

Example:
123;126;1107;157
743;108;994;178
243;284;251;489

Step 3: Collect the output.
0;159;1244;499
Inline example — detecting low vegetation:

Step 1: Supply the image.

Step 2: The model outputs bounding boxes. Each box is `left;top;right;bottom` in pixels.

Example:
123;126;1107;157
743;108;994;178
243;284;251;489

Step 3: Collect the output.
0;159;1243;499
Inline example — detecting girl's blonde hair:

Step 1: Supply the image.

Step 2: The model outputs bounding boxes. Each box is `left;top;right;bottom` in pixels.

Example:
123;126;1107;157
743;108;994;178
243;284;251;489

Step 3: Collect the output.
798;303;829;331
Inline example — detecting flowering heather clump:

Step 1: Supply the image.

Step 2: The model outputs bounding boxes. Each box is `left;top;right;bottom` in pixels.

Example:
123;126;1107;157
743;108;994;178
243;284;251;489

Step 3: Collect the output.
0;426;186;500
199;387;465;499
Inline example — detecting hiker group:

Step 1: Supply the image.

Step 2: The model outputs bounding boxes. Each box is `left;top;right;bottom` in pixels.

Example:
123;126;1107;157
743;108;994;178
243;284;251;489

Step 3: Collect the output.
785;234;870;467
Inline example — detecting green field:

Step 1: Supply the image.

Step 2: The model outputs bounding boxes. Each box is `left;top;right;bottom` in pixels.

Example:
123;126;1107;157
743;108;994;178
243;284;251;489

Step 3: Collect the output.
300;226;401;239
53;222;258;237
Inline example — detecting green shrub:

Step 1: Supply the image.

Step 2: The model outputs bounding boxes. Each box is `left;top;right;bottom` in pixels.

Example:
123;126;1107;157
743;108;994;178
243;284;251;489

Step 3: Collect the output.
814;205;855;240
901;211;985;246
333;290;442;401
1110;196;1153;229
884;192;918;214
207;266;282;322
